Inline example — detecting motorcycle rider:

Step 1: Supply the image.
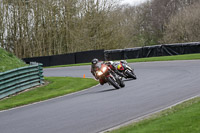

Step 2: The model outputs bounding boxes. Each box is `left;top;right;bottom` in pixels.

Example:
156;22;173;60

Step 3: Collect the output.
91;58;105;85
105;60;136;79
105;60;124;76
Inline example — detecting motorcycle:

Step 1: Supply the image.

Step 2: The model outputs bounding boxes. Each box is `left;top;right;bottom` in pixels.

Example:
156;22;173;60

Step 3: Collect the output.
96;63;125;89
114;61;137;80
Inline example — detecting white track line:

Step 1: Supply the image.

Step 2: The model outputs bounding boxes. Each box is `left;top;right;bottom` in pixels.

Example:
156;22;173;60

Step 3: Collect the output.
0;83;100;113
100;94;200;133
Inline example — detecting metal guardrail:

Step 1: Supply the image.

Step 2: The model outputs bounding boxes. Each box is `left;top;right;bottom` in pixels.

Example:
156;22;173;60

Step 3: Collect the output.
0;63;44;99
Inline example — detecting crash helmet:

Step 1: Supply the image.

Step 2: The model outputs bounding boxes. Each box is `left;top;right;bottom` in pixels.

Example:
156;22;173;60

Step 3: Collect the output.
120;60;127;64
107;61;114;65
117;63;124;71
104;61;114;70
91;58;98;65
105;61;113;68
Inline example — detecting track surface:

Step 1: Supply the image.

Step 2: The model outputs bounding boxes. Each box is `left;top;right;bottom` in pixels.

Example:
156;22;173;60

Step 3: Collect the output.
1;60;200;133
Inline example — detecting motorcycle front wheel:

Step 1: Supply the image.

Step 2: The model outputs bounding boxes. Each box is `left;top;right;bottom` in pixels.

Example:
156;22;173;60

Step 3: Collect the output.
107;77;120;89
116;76;125;88
119;80;125;88
126;71;137;79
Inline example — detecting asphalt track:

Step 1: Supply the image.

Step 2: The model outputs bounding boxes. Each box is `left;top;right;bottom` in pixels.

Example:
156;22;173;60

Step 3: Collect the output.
0;60;200;133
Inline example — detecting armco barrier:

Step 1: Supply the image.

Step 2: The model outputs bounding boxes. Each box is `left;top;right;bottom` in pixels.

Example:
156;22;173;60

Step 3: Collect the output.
0;63;44;99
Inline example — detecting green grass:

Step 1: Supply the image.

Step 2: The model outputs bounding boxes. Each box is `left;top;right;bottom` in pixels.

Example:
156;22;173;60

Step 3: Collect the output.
110;97;200;133
0;77;98;111
0;48;27;72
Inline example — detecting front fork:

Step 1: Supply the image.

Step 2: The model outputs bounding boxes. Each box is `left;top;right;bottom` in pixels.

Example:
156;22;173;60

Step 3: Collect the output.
106;72;117;84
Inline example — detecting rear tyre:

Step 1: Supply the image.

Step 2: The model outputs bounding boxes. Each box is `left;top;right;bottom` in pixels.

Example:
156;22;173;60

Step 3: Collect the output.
107;77;120;89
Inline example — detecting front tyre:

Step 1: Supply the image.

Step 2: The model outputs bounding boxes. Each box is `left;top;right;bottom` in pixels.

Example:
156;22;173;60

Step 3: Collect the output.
119;80;125;88
107;77;120;89
126;71;137;79
116;76;125;88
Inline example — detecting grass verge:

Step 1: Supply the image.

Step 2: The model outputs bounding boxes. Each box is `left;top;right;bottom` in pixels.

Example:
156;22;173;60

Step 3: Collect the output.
110;97;200;133
0;48;27;72
0;77;98;111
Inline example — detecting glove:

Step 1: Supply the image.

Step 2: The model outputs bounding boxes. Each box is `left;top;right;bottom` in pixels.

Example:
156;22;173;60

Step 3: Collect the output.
95;75;99;80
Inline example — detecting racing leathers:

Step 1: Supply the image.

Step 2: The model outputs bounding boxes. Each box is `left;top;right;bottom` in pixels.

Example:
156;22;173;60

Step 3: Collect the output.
91;61;105;85
105;61;125;78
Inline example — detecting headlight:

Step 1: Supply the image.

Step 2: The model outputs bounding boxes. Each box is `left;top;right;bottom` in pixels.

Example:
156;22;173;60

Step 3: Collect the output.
97;71;103;76
102;66;107;72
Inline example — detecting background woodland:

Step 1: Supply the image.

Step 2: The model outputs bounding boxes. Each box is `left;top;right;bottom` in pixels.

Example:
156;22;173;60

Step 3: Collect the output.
0;0;200;58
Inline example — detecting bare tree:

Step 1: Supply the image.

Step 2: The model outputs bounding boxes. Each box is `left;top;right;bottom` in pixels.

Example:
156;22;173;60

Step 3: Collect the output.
1;0;199;58
163;1;200;43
